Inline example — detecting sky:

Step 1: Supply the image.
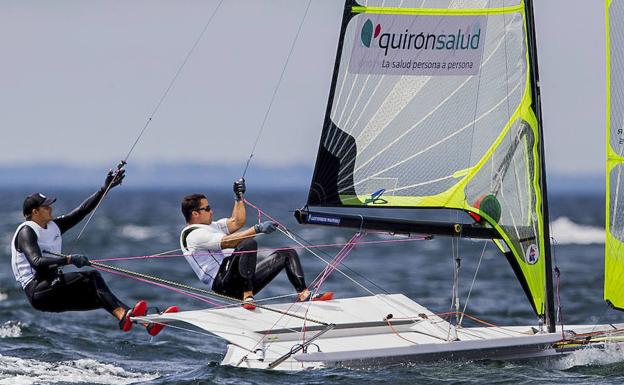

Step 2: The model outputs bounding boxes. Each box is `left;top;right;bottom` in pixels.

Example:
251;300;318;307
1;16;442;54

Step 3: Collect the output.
0;0;605;178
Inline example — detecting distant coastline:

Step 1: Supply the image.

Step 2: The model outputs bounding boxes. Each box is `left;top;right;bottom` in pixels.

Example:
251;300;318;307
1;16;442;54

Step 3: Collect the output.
0;163;604;194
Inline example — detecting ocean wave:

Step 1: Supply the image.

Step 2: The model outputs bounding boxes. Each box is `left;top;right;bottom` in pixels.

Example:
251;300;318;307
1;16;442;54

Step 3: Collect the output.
118;225;170;242
0;355;158;385
0;321;23;338
551;343;624;370
550;217;604;245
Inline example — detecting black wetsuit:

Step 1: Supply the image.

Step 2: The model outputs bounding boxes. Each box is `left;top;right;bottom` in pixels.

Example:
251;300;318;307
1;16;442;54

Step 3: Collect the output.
16;188;127;315
211;238;307;299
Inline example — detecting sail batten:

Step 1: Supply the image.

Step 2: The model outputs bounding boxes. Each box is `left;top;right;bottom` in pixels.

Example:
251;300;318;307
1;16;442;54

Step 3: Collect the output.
352;5;525;16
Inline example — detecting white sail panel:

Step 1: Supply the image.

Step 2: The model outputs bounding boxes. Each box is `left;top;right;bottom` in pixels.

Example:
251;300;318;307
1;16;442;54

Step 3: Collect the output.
314;8;525;203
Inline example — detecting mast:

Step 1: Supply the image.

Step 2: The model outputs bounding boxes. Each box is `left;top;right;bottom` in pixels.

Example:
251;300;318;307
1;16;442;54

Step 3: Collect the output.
524;0;555;333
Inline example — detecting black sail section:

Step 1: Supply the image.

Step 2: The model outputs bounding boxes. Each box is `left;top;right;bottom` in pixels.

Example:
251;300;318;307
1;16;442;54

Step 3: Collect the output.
306;0;358;207
308;121;358;206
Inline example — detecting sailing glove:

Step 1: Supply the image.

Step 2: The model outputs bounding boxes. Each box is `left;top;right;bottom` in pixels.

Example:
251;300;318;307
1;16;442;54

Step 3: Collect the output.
254;221;278;234
104;168;125;189
69;254;91;268
233;178;246;201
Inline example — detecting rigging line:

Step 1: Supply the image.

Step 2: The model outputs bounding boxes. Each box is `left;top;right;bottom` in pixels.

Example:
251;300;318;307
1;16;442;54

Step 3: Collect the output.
92;248;183;263
453;237;461;329
276;226;376;296
447;239;455;340
124;0;225;163
241;0;313;178
91;236;429;263
281;226;390;294
152;322;253;349
309;233;360;287
46;250;328;325
309;233;361;290
69;161;125;253
551;238;565;337
96;265;225;306
459;240;488;326
244;199;390;294
70;1;225;250
92;261;329;325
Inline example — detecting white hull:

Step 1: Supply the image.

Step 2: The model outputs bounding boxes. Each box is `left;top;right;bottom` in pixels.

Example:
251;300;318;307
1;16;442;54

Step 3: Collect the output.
136;294;624;371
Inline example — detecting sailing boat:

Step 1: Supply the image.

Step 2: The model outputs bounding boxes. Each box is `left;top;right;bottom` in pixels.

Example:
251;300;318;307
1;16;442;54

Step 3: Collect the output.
137;0;623;370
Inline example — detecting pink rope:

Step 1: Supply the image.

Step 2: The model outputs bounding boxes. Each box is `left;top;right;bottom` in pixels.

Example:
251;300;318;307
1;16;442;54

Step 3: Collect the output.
310;233;363;291
244;199;277;222
92;236;428;263
246;198;365;294
94;266;223;307
91;200;411;328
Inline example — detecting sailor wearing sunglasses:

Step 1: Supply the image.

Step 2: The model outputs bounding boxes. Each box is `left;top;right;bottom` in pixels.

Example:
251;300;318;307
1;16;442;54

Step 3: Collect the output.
179;179;333;310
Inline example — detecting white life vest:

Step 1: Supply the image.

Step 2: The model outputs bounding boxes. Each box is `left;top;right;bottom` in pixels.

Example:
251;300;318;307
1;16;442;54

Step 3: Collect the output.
180;219;232;287
10;221;62;288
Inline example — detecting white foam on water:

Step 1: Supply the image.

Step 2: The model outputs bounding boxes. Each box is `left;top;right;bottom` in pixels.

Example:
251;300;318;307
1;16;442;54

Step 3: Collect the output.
0;292;7;301
118;225;168;242
551;344;624;370
0;321;23;338
550;217;604;245
1;233;13;255
0;355;158;385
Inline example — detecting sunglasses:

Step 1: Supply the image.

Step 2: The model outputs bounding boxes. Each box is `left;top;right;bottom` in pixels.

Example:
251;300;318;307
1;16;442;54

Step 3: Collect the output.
196;205;211;212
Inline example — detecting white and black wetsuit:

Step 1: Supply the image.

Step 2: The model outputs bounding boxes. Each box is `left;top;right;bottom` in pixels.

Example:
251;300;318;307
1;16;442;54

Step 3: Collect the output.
180;223;307;299
11;188;127;315
211;238;307;299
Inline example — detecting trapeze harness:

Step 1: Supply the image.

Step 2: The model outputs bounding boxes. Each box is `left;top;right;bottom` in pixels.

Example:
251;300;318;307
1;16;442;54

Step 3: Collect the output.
180;222;307;299
10;188;127;314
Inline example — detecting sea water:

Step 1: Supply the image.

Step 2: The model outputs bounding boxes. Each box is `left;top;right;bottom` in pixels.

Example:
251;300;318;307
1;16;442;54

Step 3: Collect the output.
0;188;620;384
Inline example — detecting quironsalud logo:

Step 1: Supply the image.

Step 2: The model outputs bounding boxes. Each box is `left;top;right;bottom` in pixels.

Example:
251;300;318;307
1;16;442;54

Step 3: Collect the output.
361;19;381;48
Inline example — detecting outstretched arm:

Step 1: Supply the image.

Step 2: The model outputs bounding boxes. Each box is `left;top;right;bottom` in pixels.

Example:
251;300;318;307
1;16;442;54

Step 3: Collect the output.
220;221;277;249
53;188;106;234
221;226;255;249
53;168;125;234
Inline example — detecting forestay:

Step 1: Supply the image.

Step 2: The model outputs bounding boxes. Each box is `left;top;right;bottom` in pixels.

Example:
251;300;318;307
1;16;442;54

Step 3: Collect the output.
306;0;550;318
605;0;624;310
